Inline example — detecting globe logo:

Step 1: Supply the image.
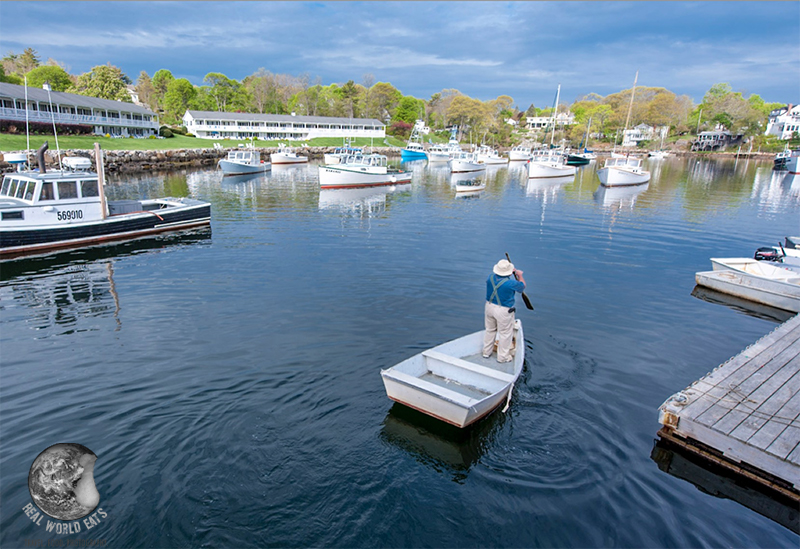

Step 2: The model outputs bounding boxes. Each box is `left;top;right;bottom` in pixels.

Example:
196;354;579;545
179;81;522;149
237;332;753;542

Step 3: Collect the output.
27;443;100;520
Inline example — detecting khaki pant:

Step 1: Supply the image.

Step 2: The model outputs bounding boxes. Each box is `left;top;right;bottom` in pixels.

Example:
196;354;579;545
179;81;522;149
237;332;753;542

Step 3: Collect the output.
483;301;515;362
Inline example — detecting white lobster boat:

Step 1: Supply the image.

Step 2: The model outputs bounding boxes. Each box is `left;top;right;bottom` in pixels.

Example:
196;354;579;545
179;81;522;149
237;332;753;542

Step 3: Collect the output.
318;153;412;189
508;145;532;161
597;156;651;187
0;144;211;260
270;144;308;165
426;144;451;163
218;149;270;175
323;146;362;165
381;320;524;428
527;150;576;179
476;145;508;165
449;152;486;173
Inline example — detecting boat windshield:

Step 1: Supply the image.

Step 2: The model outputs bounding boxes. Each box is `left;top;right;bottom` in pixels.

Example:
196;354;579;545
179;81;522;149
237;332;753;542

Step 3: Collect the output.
605;157;641;168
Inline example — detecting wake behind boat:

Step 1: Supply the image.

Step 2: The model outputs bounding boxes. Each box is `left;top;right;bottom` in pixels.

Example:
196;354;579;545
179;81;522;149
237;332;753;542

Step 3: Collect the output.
381;320;524;428
318;153;412;189
1;143;211;260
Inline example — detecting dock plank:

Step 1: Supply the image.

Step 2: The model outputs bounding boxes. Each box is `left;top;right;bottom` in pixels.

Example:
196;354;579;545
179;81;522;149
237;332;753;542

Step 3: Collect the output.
659;314;800;490
698;347;800;435
681;325;800;421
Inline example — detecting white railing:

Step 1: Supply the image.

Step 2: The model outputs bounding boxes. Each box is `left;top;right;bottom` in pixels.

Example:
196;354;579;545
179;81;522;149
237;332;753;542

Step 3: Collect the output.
0;107;158;129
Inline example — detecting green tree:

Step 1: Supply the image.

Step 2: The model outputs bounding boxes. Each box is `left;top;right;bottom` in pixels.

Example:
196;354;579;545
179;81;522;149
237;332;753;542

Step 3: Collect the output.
25;65;73;91
135;71;158;111
163;78;196;124
203;72;241;112
151;69;175;111
2;48;41;77
393;96;424;124
369;82;402;122
0;64;23;85
70;63;130;101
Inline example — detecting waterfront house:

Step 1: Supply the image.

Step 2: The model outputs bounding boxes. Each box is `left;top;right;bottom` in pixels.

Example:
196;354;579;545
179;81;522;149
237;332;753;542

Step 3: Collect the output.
182;111;386;141
691;129;745;151
622;124;656;147
526;112;576;131
765;104;800;140
0;82;159;137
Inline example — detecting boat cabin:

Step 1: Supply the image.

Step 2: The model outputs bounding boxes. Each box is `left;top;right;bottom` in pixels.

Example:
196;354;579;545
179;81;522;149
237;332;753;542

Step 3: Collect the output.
341;153;388;168
224;150;262;165
603;156;643;169
0;157;106;225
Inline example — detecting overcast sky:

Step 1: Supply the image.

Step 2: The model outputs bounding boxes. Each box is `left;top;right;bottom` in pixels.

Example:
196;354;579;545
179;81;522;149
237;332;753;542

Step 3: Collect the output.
2;1;798;109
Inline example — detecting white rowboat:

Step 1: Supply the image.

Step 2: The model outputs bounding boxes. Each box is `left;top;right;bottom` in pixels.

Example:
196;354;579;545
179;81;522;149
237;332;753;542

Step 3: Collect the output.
381;320;524;428
695;258;800;313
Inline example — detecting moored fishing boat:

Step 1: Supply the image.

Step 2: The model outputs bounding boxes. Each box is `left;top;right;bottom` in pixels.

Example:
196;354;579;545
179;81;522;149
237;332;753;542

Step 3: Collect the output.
218;149;270;174
508;145;532;162
426;143;451;163
323;146;362;165
527;149;577;179
318;153;412;189
598;73;650;186
270;143;308;165
476;145;508;165
448;151;486;173
597;156;650;187
380;320;524;428
401;120;428;160
0;143;211;260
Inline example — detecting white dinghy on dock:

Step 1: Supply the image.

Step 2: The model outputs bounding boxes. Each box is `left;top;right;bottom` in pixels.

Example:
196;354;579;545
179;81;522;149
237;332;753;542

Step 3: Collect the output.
381;320;524;428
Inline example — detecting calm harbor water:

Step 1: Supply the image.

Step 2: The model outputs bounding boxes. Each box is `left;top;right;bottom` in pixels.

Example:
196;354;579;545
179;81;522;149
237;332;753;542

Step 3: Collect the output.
1;156;799;548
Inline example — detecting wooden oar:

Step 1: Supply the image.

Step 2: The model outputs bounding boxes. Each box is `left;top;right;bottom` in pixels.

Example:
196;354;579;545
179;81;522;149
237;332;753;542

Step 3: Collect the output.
506;252;534;310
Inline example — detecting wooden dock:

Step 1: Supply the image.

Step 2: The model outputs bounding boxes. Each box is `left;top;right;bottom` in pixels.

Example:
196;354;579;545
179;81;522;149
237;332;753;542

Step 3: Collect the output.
658;314;800;499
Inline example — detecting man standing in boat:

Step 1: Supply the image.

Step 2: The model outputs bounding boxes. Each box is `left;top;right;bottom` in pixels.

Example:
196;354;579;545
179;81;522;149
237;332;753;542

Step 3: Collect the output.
483;259;526;363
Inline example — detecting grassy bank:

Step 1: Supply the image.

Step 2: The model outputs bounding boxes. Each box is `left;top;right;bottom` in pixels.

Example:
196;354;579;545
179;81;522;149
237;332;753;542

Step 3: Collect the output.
0;133;408;152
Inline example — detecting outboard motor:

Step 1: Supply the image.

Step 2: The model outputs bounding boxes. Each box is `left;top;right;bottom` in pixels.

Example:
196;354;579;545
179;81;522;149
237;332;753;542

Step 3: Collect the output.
754;246;782;262
36;141;49;173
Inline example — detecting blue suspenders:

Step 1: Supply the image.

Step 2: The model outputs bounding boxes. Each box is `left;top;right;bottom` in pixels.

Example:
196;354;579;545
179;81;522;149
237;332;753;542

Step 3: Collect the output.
489;275;508;305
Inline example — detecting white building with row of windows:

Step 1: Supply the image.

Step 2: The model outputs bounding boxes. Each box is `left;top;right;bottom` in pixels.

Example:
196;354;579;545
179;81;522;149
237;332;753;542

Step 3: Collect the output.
526;112;576;130
0;83;159;137
765;104;800;140
182;111;386;141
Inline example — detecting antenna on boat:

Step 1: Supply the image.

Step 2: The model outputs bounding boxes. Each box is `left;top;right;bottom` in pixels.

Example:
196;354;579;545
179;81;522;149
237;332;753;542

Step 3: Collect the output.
44;81;64;171
24;76;31;167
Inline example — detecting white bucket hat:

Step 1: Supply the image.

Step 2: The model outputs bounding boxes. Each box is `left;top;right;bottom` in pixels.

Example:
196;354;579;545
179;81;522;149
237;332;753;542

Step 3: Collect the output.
493;259;514;276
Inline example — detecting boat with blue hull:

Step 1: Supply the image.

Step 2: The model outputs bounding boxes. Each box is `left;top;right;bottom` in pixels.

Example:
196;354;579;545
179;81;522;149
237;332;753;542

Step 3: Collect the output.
0;143;211;260
401;120;428;160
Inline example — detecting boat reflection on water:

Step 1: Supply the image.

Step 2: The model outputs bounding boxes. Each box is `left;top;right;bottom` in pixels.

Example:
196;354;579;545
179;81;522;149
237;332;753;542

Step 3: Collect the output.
221;172;268;185
651;436;799;535
380;403;500;482
690;285;795;323
526;175;574;197
0;228;211;334
318;184;411;218
593;182;649;208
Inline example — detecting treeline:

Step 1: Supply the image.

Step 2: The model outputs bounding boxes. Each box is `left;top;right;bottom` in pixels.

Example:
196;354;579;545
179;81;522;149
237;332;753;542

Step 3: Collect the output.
1;48;787;147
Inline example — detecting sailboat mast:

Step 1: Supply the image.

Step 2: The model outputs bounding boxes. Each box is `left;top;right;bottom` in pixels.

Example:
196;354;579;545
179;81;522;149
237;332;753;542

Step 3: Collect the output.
623;71;638;135
550;84;560;148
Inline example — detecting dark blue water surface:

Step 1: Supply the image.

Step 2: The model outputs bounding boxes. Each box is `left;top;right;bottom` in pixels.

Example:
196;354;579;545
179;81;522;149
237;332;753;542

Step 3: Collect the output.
1;157;798;548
